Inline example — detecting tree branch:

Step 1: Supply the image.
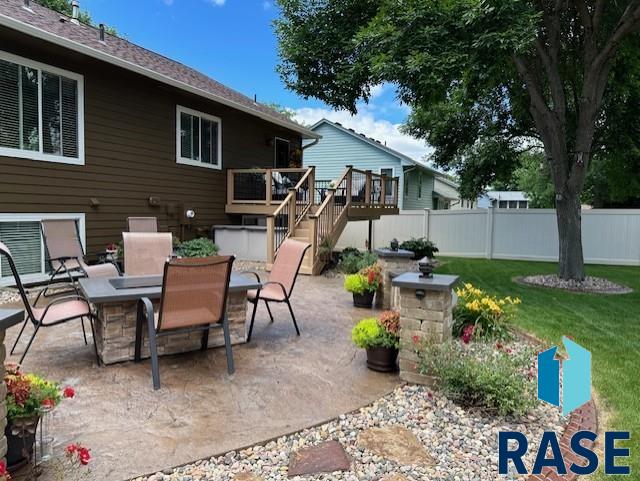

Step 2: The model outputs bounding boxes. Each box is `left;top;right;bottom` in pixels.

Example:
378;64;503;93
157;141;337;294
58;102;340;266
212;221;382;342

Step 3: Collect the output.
595;0;640;70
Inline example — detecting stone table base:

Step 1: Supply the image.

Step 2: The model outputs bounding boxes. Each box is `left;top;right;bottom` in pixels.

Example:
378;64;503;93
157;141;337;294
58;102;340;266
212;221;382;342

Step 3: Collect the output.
94;292;248;365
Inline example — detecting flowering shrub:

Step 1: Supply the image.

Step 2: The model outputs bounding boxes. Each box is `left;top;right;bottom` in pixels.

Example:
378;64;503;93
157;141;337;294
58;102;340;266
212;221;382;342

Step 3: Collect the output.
343;263;382;294
351;313;399;350
416;340;536;416
4;363;74;421
50;443;92;481
453;283;521;340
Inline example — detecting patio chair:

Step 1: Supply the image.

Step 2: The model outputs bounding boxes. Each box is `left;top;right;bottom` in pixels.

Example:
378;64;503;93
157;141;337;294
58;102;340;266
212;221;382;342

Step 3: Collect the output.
134;256;236;390
37;219;120;303
246;239;311;342
0;242;98;365
127;217;158;233
122;232;173;276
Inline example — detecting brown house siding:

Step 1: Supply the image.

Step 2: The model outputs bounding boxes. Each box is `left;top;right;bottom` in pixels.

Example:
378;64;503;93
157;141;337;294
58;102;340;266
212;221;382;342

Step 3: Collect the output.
0;28;302;257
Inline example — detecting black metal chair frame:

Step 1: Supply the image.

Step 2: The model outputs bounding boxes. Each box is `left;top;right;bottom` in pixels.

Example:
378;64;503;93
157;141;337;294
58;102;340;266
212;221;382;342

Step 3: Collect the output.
134;256;236;391
0;244;99;365
244;243;310;342
36;220;120;305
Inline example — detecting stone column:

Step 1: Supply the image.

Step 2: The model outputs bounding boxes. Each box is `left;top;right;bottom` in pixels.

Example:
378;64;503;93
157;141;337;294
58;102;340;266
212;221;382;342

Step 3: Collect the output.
374;248;416;310
391;273;458;385
0;309;25;460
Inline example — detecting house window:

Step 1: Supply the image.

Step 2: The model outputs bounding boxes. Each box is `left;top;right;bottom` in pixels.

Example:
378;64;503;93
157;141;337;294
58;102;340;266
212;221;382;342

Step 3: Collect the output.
0;50;84;165
418;172;423;198
498;200;507;208
518;201;528;209
0;213;85;285
176;105;222;169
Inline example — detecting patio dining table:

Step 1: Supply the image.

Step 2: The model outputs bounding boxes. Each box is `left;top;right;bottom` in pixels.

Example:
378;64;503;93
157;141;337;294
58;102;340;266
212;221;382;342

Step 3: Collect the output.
78;273;261;365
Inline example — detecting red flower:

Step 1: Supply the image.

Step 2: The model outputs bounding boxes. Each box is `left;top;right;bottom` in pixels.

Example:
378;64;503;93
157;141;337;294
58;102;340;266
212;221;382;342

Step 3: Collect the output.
412;335;420;344
461;324;475;344
66;444;78;455
41;398;56;408
63;386;75;399
506;348;513;354
427;391;433;399
78;447;91;465
367;270;375;284
495;342;503;350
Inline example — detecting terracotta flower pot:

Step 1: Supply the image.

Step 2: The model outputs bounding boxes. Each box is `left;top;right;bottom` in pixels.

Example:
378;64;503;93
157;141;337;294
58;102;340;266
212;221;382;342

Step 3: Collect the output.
352;291;375;308
365;346;399;372
5;416;39;471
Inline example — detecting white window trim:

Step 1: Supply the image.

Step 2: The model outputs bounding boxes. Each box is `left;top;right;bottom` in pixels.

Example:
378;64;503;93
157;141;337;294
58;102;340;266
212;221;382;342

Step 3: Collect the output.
0;50;85;166
0;213;85;286
176;105;222;170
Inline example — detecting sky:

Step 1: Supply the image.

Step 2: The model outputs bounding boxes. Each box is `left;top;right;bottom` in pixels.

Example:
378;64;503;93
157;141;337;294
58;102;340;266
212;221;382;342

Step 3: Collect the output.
81;0;433;160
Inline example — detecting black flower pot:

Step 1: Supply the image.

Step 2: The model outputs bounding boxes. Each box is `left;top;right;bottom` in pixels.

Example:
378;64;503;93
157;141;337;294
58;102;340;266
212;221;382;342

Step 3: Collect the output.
366;347;399;372
5;416;39;471
352;291;375;308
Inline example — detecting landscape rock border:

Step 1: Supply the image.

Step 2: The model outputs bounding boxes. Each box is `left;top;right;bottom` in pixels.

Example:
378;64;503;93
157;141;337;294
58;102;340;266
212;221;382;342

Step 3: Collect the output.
514;275;632;295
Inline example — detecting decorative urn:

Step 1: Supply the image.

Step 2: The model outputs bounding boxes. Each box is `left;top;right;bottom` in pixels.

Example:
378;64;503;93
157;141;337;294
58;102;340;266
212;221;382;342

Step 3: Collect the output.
418;256;436;278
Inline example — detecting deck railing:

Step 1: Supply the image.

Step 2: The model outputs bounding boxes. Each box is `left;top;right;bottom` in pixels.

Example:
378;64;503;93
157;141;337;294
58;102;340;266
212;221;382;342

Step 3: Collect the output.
227;168;310;205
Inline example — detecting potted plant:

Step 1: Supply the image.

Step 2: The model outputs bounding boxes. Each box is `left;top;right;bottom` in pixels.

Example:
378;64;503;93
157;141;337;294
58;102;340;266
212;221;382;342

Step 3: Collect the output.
344;264;382;308
399;238;439;260
4;364;74;471
351;311;400;372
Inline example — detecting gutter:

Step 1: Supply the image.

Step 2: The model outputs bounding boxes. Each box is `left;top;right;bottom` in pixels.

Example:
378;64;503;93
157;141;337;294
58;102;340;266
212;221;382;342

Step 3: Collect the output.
0;13;320;140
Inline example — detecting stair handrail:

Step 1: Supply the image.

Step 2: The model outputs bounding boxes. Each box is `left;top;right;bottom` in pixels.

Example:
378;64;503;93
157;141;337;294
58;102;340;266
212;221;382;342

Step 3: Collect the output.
266;167;315;264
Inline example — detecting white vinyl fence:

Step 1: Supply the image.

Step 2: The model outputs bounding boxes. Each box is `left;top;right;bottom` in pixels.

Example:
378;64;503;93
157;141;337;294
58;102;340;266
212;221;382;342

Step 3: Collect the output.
337;209;640;266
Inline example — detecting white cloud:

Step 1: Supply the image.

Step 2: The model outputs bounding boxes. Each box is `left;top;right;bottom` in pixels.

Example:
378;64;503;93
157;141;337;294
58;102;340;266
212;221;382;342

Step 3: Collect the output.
262;1;272;9
369;84;386;99
207;0;226;5
293;105;433;162
163;0;174;5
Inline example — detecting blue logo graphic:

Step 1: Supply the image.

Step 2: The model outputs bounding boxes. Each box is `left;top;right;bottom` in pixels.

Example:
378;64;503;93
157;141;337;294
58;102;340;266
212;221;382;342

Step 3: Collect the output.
538;336;591;415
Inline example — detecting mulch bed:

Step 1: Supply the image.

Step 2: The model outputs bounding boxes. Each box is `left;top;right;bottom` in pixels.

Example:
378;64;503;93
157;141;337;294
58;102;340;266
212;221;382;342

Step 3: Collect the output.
514;274;632;295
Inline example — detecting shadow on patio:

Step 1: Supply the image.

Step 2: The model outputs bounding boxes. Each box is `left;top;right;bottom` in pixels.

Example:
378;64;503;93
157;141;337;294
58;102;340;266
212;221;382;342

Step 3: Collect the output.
4;273;400;481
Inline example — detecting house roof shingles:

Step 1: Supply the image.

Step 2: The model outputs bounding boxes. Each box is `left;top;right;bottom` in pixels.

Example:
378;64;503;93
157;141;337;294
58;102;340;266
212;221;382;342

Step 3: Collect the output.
0;0;317;138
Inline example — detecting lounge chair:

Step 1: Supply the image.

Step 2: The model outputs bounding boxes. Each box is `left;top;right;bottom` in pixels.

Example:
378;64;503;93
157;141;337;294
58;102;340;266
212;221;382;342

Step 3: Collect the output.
122;232;173;276
246;239;310;341
0;242;98;365
37;219;119;303
134;256;236;390
127;217;158;233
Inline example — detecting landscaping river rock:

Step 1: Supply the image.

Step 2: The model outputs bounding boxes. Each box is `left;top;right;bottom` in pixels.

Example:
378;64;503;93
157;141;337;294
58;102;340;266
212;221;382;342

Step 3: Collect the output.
132;382;566;481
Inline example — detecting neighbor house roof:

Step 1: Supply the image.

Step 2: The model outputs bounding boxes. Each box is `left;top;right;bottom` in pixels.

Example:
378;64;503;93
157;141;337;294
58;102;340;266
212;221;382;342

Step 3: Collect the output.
0;0;318;139
310;118;439;174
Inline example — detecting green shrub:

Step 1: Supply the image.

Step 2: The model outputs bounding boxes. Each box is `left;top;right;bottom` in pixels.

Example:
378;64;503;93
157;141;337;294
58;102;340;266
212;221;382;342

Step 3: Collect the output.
344;273;368;294
177;238;219;258
417;341;536;416
399;238;439;260
351;318;398;349
338;249;378;274
452;283;520;340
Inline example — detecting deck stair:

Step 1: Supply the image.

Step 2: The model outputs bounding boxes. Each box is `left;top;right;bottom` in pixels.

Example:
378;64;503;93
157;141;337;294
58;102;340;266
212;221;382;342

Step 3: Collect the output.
226;166;399;275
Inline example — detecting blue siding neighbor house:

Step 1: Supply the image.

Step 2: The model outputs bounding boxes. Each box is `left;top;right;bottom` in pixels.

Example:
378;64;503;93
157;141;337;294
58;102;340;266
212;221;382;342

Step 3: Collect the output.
303;119;457;210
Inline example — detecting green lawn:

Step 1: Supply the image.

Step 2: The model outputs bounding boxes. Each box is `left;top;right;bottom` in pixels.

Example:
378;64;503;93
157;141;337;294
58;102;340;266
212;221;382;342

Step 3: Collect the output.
436;258;639;475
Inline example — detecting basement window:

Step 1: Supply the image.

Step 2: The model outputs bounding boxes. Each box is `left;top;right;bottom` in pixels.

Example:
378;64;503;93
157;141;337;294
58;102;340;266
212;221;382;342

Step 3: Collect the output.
0;50;84;165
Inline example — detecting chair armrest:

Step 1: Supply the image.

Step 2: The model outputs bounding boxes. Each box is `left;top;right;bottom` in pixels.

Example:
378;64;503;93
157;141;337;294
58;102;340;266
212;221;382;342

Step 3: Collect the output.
137;297;155;325
262;281;288;299
35;294;91;320
239;271;261;283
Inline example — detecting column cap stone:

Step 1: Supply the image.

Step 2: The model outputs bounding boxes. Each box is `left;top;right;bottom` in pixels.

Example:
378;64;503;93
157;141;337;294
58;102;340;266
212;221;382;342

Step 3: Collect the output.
374;248;414;259
0;309;24;331
392;272;459;291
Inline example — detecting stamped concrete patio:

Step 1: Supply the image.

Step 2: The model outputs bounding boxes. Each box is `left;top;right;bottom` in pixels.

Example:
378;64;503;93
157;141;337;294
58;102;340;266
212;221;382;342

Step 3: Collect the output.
2;272;400;481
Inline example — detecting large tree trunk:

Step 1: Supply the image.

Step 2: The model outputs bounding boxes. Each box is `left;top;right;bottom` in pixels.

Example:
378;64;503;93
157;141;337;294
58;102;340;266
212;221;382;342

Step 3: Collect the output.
555;191;585;281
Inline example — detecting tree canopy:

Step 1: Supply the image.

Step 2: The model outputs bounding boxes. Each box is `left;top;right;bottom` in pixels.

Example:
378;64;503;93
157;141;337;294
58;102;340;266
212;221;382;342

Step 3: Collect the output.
275;0;640;279
35;0;118;35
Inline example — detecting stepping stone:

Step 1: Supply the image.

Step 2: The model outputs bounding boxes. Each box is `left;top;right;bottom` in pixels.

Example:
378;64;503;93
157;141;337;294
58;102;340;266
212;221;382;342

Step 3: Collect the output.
234;473;264;481
379;475;411;481
358;425;436;466
288;440;351;477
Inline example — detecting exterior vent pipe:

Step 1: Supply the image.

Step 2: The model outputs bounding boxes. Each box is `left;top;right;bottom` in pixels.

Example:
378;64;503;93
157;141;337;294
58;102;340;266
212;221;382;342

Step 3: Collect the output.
99;23;105;41
24;0;30;7
71;0;80;24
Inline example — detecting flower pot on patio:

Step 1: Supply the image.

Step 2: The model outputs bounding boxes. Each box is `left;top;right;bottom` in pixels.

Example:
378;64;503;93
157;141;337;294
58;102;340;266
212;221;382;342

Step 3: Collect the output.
5;416;38;471
365;346;399;372
352;291;375;308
